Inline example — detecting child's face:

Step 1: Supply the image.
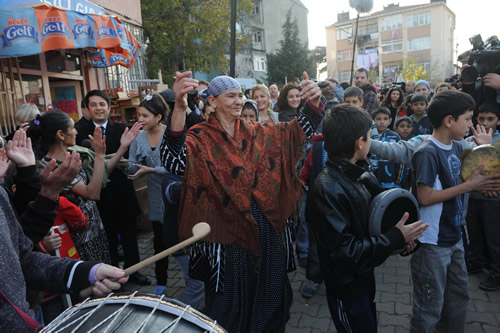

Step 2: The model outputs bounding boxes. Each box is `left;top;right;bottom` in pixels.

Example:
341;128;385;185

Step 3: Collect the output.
240;108;257;123
395;120;413;140
374;113;392;134
412;101;427;117
344;96;363;107
477;112;500;131
450;110;473;140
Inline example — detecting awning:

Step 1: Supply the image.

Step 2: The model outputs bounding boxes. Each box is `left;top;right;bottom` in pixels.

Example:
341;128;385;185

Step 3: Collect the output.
0;5;140;69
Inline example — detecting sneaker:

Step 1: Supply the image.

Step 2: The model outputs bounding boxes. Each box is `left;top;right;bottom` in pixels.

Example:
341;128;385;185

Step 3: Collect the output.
302;280;319;299
466;261;484;275
154;285;165;295
479;272;500;291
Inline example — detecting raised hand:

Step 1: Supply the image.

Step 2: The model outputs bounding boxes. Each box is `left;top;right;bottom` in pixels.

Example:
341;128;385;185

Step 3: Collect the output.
471;124;493;146
39;151;81;201
299;71;321;107
0;148;9;178
173;71;199;113
5;130;35;167
88;126;106;157
120;122;142;149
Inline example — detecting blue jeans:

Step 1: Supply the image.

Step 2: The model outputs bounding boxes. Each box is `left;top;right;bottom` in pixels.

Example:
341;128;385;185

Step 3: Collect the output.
173;252;205;308
410;239;469;333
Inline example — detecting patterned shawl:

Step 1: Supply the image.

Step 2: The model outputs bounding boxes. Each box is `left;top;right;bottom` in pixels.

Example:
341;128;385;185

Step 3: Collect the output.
178;115;306;254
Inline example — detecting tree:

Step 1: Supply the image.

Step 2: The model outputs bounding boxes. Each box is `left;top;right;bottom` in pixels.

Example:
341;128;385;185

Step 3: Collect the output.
267;10;314;85
141;0;251;86
309;46;327;78
400;56;429;82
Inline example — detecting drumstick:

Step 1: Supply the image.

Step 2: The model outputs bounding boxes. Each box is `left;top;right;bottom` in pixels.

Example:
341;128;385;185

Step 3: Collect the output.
79;222;210;298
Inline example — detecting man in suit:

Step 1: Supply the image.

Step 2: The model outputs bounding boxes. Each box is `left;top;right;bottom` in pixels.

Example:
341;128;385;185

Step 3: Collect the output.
78;90;151;285
75;99;94;146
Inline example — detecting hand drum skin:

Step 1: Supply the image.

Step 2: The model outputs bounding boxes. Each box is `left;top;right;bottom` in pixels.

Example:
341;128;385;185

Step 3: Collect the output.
369;188;419;236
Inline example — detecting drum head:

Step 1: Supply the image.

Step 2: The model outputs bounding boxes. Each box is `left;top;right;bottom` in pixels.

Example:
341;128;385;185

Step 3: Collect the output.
369;188;419;236
41;293;226;333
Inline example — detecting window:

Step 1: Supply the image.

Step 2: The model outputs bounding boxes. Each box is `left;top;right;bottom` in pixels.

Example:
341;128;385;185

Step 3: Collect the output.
408;37;431;51
253;32;262;43
253;2;260;15
339;71;351;82
408;11;430;27
253;56;266;71
336;49;353;62
416;62;431;72
359;23;378;36
381;15;402;31
336;26;353;40
381;39;402;53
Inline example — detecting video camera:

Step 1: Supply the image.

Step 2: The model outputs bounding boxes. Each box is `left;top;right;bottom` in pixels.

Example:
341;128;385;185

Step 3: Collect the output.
461;34;500;91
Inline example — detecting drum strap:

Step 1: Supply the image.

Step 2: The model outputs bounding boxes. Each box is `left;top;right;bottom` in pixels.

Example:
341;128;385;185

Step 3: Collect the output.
0;290;42;332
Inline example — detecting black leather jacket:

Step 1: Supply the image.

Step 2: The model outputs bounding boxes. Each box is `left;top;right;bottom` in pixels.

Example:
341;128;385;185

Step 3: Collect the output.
307;157;405;300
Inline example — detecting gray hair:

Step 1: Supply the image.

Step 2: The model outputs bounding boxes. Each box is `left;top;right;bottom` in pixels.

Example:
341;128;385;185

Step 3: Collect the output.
15;103;40;125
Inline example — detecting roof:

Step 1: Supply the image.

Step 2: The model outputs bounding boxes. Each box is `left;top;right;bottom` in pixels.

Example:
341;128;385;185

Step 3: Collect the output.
330;2;454;27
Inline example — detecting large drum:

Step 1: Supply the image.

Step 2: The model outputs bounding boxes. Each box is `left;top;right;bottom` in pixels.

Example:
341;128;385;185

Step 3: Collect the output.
41;292;226;333
369;188;420;237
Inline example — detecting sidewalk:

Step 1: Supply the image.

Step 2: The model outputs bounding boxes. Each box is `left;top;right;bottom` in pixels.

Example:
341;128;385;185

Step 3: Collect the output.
126;231;500;332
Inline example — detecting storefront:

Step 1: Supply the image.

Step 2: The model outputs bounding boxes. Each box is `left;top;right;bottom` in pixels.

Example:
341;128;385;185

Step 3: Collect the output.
0;1;145;137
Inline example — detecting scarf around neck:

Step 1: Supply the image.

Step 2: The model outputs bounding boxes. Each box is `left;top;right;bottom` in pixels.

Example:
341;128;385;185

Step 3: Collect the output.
178;115;306;254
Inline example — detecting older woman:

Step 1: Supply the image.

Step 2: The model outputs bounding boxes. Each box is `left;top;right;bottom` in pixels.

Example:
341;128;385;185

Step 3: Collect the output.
160;71;323;332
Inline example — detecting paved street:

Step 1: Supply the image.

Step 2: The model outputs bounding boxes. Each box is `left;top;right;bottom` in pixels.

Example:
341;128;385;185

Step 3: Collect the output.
125;231;500;332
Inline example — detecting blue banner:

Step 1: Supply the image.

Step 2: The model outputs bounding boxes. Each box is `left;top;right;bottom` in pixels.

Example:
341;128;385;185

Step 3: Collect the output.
66;10;96;48
0;7;42;57
1;0;105;15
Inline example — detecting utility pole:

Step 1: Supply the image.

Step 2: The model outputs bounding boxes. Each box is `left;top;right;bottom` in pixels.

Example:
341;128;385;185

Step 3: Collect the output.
229;0;237;77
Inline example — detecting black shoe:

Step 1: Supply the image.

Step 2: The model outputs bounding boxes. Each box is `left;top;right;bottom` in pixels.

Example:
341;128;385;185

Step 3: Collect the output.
130;272;151;286
479;272;500;291
466;261;484;275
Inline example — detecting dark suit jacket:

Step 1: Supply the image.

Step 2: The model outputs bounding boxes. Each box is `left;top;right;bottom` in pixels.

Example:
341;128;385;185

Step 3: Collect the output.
76;120;141;221
74;117;94;146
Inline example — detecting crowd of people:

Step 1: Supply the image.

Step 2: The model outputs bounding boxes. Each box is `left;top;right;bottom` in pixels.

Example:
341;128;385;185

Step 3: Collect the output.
1;67;500;332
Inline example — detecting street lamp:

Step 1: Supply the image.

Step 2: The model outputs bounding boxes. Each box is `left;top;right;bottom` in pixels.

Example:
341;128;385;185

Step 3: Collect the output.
349;0;373;86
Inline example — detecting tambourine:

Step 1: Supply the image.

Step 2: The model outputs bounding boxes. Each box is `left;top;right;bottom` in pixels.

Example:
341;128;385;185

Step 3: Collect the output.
369;188;420;255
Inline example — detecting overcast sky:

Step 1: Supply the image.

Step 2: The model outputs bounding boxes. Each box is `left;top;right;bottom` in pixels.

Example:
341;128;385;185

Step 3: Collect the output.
300;0;499;55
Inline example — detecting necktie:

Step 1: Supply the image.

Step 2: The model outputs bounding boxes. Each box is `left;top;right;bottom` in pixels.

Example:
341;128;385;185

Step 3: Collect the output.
100;126;105;136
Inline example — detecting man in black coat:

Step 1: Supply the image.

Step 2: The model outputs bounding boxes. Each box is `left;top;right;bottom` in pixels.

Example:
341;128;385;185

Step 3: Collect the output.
78;90;150;285
74;99;94;146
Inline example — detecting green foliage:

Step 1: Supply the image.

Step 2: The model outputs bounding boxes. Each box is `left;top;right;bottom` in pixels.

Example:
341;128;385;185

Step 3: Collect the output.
141;0;252;86
267;10;314;85
400;56;429;82
310;46;327;75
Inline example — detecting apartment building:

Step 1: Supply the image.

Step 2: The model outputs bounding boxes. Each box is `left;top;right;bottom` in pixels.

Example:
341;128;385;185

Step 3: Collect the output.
237;0;309;84
326;0;455;84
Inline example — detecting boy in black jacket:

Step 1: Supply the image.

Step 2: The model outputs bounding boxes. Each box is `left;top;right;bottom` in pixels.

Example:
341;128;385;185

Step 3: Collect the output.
307;104;428;332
